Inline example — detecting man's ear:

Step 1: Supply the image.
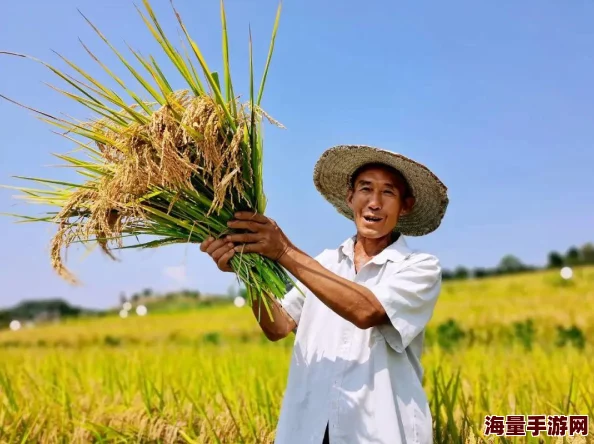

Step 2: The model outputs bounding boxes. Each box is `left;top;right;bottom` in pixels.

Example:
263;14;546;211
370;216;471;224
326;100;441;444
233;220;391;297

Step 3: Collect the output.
346;189;354;211
400;197;416;216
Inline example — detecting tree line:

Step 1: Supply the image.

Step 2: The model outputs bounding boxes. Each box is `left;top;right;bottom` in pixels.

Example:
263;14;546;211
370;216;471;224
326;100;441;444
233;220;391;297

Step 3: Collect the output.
3;242;592;328
0;299;99;327
442;242;594;281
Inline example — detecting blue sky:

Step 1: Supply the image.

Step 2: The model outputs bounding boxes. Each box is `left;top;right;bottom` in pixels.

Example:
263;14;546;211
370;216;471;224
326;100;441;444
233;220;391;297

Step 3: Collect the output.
1;0;593;310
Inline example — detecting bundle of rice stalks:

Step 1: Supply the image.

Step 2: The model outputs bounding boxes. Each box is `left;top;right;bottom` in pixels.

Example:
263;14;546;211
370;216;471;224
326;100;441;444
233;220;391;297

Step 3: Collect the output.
1;0;297;317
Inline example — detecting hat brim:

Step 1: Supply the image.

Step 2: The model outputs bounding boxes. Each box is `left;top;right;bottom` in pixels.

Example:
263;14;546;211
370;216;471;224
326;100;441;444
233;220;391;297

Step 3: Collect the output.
313;145;449;236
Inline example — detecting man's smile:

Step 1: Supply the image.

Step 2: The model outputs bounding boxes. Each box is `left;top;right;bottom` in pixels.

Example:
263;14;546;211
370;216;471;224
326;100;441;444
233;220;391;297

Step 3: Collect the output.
363;214;383;223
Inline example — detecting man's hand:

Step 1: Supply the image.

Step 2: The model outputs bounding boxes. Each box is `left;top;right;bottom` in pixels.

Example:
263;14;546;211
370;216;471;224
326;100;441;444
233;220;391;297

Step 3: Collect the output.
198;221;297;342
199;237;236;272
225;212;294;262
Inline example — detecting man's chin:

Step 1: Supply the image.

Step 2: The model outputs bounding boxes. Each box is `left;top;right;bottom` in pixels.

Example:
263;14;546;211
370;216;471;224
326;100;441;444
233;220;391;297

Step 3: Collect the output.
356;225;389;239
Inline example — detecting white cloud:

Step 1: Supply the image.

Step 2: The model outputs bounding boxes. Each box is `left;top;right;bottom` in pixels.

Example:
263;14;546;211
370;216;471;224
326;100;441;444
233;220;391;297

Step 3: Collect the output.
163;265;188;284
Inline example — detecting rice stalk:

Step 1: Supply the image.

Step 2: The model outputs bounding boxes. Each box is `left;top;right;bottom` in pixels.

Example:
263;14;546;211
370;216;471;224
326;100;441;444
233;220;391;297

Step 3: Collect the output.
0;0;297;309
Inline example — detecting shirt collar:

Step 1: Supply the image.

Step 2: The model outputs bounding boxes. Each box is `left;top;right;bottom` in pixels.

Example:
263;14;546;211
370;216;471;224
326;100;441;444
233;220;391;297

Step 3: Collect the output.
338;232;412;266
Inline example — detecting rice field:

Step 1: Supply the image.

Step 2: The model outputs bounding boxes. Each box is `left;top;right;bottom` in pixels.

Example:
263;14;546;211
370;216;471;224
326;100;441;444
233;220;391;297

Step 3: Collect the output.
1;266;593;443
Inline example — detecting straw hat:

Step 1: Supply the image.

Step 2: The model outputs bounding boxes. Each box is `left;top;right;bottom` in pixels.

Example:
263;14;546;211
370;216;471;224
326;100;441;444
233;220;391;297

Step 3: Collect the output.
313;145;449;236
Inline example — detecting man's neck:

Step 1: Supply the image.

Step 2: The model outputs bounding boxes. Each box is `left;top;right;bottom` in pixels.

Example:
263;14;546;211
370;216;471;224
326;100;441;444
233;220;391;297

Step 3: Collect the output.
354;232;398;259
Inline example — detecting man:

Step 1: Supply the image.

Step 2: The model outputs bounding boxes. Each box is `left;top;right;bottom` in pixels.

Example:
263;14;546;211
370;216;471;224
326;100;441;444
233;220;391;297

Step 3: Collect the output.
200;145;449;444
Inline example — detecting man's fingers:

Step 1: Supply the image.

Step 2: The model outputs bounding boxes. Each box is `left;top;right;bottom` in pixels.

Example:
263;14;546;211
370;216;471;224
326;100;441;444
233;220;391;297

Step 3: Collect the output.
200;237;213;252
212;243;235;261
226;233;260;243
227;220;260;232
233;211;268;224
206;238;228;255
234;243;258;254
218;249;235;272
201;237;239;272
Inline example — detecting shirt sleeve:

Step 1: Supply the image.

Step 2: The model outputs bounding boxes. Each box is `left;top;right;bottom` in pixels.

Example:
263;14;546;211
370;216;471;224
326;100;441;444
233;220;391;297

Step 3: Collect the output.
279;249;330;327
364;253;442;353
280;278;307;326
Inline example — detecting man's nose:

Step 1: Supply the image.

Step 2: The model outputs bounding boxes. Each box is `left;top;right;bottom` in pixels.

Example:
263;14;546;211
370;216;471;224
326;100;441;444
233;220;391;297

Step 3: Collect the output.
368;193;382;209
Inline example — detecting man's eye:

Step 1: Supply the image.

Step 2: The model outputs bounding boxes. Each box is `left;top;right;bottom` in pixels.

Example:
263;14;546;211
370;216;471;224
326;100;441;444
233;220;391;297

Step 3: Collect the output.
384;190;394;195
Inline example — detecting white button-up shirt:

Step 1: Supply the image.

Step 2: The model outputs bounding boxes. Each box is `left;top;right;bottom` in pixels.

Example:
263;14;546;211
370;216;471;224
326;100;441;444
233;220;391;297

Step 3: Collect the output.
275;234;442;444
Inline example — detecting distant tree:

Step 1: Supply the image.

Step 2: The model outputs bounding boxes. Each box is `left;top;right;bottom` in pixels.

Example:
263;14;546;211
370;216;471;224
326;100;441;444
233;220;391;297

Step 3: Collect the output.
0;310;10;326
131;293;140;302
142;288;153;298
180;289;200;299
580;243;594;264
441;269;454;280
547;251;564;268
9;299;82;319
498;255;525;274
565;247;581;266
119;292;127;305
473;268;489;279
454;266;469;279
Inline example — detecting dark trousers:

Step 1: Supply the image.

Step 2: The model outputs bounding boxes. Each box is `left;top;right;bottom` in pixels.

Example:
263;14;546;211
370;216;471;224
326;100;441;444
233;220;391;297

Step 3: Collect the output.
323;422;330;444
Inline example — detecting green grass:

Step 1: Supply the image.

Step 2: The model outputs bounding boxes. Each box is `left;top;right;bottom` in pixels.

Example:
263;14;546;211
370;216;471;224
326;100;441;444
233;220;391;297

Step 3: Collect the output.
0;266;593;443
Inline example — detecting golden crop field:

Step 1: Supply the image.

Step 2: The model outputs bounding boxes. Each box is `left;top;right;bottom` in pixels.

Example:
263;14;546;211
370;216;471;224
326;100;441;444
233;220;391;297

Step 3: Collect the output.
1;266;593;443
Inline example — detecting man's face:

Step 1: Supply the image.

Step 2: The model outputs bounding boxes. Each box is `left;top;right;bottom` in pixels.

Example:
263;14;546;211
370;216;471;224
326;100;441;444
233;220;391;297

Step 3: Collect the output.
346;166;415;239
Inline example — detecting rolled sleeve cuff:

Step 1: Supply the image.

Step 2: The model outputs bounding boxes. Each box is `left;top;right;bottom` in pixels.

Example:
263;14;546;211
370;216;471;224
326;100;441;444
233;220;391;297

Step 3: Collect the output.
366;255;442;353
281;290;304;325
374;298;417;353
